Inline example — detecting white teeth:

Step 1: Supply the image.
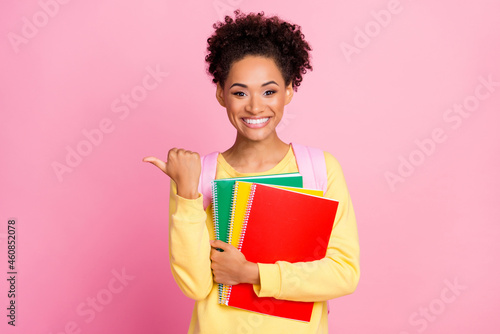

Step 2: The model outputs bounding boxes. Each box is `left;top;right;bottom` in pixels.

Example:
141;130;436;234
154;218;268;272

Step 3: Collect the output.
243;118;270;124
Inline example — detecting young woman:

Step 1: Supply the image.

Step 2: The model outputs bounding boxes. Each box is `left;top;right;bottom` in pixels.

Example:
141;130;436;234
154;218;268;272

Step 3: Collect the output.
143;10;360;333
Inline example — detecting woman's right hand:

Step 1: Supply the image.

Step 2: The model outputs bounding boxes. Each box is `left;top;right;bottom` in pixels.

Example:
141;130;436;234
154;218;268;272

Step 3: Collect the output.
142;148;201;199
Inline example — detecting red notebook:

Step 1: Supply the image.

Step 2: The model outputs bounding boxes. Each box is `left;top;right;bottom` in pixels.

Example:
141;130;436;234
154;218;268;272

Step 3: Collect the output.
226;183;339;322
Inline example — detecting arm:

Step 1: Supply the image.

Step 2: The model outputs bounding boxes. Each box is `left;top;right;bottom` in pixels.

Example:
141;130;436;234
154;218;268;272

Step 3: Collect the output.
143;148;214;301
253;152;360;302
168;181;214;300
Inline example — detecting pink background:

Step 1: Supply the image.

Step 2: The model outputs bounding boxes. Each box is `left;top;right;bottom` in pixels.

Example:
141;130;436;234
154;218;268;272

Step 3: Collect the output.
1;0;499;333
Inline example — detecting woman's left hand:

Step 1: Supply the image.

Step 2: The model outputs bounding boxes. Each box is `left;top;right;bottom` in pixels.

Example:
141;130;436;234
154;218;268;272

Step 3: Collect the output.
210;240;260;285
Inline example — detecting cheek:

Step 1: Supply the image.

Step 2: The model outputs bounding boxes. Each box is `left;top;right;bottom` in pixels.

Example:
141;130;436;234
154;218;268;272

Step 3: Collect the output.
225;98;242;113
270;94;287;107
269;98;286;114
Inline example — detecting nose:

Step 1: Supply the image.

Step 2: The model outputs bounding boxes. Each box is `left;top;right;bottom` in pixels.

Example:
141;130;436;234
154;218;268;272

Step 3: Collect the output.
245;94;265;114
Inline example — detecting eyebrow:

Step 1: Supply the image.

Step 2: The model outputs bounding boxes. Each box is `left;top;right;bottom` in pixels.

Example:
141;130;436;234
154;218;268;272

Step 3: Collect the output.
229;81;279;89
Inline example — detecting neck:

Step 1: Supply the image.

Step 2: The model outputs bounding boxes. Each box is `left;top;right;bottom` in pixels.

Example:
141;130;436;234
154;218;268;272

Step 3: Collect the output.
222;132;290;173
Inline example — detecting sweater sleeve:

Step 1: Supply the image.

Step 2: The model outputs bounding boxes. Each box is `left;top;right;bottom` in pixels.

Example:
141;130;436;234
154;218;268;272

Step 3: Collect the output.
168;180;214;301
252;152;360;302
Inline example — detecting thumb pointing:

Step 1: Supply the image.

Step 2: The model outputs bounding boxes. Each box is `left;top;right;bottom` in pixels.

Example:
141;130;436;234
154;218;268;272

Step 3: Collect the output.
142;156;168;174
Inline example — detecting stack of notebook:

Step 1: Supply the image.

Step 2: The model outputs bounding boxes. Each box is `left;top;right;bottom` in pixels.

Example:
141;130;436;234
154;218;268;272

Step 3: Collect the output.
211;173;339;322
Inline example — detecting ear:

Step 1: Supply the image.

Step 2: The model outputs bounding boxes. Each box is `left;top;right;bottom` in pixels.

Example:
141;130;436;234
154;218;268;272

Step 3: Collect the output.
284;82;294;105
216;82;226;107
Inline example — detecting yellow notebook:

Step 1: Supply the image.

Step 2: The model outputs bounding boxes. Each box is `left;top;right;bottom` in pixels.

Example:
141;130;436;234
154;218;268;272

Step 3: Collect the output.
220;181;324;305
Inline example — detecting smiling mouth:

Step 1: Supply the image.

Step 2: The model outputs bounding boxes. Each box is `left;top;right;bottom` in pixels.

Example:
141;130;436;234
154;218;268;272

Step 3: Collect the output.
242;117;270;125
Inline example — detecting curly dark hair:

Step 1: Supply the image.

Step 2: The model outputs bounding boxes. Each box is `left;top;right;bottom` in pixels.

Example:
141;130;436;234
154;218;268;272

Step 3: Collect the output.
205;10;313;92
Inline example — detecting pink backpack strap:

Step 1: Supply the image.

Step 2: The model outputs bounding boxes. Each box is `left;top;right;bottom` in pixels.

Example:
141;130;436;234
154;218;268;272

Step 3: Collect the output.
198;152;219;210
291;142;327;193
291;142;330;314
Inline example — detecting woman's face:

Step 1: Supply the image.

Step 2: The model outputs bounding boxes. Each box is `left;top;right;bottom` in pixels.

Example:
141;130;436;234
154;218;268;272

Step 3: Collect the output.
216;55;294;143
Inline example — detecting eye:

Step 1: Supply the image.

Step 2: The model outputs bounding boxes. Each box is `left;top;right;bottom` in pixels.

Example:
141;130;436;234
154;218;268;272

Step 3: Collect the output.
232;91;246;97
264;90;276;96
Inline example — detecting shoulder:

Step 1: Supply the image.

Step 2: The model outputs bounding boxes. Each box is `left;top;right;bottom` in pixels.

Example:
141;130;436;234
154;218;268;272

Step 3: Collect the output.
322;151;343;172
292;143;345;174
320;150;349;189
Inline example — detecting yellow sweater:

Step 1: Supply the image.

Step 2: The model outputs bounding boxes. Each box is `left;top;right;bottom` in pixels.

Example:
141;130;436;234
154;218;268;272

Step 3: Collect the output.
168;146;360;333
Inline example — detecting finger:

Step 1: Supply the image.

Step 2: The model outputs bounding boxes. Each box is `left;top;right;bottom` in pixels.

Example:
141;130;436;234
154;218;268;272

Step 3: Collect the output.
210;240;231;252
142;156;168;174
210;248;220;260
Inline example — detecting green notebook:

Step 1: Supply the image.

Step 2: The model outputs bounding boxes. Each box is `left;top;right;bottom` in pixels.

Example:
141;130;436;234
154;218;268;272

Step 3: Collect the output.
211;172;303;244
211;172;303;304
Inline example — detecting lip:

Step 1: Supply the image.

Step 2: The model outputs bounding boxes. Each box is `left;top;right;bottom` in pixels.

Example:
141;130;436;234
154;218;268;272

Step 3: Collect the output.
241;117;271;129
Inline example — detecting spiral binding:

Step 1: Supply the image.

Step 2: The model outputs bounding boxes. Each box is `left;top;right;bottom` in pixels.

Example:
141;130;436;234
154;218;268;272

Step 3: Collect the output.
225;285;232;306
227;181;239;246
225;183;257;305
238;183;256;252
220;182;241;305
211;181;224;304
211;181;219;240
220;182;238;305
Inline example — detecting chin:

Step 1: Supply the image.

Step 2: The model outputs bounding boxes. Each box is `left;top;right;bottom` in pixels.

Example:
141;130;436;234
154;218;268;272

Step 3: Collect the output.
242;130;277;143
